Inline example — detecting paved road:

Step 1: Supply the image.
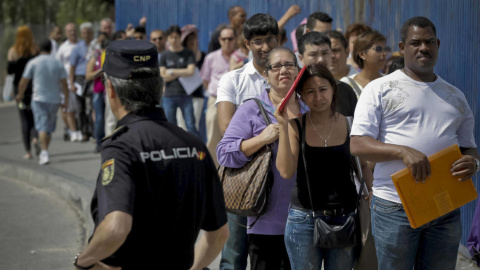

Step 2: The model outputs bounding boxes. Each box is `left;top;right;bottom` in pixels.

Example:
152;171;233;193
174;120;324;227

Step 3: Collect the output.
0;101;477;269
0;174;82;269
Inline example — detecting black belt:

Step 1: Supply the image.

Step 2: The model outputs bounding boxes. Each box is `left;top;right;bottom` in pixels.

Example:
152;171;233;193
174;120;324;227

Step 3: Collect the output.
291;204;352;217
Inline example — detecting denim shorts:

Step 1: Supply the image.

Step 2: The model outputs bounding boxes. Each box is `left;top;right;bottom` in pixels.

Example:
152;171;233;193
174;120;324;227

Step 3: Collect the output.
284;206;355;270
31;101;60;133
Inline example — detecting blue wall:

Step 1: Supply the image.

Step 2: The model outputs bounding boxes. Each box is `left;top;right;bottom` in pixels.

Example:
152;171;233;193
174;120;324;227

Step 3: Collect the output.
116;0;480;245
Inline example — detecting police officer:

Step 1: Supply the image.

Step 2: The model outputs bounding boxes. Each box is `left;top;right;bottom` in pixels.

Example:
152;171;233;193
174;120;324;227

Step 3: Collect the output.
73;40;228;270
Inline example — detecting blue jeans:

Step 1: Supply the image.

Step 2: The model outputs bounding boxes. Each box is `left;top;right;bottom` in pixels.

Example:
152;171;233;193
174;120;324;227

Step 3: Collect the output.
161;96;199;137
93;92;105;147
371;196;462;270
284;207;355;270
219;213;248;270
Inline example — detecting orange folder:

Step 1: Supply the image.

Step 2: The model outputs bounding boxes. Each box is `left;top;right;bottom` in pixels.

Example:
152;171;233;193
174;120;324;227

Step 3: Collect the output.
391;144;477;229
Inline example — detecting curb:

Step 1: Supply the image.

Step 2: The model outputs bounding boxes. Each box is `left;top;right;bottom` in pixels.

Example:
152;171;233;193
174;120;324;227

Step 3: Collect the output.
0;157;94;247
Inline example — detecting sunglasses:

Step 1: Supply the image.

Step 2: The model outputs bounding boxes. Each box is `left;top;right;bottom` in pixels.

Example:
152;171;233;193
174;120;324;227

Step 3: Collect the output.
152;37;163;41
371;45;392;53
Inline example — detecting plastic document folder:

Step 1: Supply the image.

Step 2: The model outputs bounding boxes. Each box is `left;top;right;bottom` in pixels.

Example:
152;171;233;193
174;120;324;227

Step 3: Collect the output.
391;144;477;229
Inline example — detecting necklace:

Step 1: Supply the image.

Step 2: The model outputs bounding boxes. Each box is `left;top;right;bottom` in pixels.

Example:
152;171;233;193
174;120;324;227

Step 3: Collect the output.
308;112;335;147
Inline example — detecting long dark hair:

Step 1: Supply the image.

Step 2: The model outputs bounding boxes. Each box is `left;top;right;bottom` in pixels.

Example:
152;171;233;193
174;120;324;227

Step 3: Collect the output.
296;63;338;115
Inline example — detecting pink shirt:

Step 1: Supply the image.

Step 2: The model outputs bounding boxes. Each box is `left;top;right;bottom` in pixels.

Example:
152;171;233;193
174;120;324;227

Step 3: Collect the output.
199;49;230;96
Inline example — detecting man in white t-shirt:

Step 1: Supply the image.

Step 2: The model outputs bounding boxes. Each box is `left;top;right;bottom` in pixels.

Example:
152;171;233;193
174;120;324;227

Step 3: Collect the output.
56;23;79;141
350;17;479;269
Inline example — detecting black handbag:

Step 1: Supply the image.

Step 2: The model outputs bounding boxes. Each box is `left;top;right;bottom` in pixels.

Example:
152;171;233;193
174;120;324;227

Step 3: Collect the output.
218;98;274;226
299;114;365;249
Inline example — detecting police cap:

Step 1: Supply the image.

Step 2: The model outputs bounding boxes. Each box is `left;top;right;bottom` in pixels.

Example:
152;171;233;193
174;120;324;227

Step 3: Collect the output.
103;40;158;79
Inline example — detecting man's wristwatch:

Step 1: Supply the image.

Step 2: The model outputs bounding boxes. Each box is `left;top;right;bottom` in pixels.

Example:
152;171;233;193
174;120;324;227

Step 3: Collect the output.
475;158;480;173
167;69;173;75
73;254;94;270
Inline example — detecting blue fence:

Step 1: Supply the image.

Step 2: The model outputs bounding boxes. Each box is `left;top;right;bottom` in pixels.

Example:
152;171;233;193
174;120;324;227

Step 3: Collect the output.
116;0;480;246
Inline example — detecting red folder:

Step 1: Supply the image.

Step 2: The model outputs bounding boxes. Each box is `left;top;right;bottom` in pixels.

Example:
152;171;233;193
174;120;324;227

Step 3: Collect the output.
278;66;307;112
391;144;477;228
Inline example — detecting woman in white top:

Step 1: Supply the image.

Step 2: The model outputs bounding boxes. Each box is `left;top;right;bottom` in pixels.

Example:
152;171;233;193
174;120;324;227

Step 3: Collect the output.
341;30;390;98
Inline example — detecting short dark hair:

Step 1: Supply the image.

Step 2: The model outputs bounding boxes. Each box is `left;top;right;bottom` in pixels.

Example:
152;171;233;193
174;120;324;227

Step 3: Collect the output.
105;67;163;113
298;31;331;55
388;57;404;74
296;63;337;115
134;26;146;34
39;39;52;53
400;16;437;43
306;12;333;30
243;13;279;41
113;30;126;41
325;30;347;50
352;30;386;69
97;32;110;49
295;24;306;44
228;5;243;19
166;25;182;37
265;47;299;76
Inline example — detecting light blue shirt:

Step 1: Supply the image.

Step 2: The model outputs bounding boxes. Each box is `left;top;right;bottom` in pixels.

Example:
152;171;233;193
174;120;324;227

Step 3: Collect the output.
23;54;67;104
70;40;89;76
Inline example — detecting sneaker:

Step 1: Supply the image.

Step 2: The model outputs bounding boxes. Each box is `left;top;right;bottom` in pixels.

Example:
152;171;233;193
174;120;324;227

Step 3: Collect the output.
76;131;84;142
70;131;77;142
39;151;49;165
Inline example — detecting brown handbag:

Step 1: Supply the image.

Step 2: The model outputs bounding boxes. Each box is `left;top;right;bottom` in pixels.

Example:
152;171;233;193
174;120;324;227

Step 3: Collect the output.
218;98;274;220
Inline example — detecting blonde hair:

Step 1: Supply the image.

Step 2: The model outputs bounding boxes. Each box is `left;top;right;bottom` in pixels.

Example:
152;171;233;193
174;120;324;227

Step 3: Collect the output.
13;25;36;57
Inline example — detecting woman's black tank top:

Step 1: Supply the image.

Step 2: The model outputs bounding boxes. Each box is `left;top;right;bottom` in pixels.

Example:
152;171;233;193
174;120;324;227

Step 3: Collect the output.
291;116;357;212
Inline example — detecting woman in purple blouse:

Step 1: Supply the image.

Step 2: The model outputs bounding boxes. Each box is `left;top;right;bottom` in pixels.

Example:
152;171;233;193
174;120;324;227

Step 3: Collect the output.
217;47;308;270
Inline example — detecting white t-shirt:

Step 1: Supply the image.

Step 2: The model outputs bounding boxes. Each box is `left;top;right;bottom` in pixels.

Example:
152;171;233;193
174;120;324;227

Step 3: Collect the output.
216;61;269;107
351;70;476;203
55;40;77;76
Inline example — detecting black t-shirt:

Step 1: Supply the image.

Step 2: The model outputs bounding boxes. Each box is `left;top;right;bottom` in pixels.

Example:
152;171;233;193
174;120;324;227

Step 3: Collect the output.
291;116;357;212
159;48;196;97
335;80;357;117
7;55;35;100
90;108;227;270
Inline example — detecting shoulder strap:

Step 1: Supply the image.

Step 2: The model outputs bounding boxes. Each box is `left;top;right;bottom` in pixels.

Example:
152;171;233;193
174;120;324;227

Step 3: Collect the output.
346;77;362;97
300;114;317;214
249;98;272;125
346;116;367;208
293;118;302;138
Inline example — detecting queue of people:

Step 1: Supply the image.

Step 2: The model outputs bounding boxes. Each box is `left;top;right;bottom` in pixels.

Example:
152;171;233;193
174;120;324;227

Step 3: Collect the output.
4;6;479;270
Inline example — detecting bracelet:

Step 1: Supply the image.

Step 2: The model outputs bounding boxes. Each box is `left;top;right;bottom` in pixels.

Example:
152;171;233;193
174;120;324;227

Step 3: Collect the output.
73;254;95;270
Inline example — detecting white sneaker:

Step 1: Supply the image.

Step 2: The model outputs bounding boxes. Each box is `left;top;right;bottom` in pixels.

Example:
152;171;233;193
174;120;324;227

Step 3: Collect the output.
70;131;78;142
39;151;49;165
76;131;83;142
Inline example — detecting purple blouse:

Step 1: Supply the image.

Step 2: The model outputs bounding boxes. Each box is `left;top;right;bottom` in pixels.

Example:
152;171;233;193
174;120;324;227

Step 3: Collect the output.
217;90;309;235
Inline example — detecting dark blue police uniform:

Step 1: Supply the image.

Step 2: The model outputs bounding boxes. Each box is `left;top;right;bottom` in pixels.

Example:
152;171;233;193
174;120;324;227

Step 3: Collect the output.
90;107;227;269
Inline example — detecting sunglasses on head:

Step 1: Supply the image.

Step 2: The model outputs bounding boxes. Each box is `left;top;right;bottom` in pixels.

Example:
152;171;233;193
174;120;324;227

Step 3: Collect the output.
371;45;392;53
